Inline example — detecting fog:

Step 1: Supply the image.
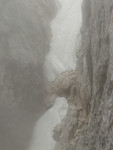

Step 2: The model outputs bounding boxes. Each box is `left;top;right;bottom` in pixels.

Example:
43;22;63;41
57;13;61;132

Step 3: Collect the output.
30;98;68;150
0;0;56;150
30;0;82;150
45;0;82;81
0;0;82;150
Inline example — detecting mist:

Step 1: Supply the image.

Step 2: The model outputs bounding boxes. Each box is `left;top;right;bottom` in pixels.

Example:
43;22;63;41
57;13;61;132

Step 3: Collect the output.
0;0;57;150
0;0;82;149
30;0;82;150
0;0;112;150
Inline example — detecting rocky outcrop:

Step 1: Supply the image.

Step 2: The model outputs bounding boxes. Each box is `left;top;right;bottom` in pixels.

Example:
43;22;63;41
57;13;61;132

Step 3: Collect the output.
54;0;113;150
46;70;76;97
45;70;76;108
53;70;76;97
0;1;57;150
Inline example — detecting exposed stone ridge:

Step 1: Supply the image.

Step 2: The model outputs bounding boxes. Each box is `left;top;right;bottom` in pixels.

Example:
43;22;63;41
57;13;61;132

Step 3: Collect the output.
45;70;76;107
54;0;113;150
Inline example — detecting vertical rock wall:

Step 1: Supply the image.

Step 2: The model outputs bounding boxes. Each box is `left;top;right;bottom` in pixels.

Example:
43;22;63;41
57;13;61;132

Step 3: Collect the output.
76;0;113;149
54;0;113;150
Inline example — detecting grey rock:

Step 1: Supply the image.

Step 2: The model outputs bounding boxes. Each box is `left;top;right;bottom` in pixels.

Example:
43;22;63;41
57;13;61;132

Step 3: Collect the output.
54;0;113;150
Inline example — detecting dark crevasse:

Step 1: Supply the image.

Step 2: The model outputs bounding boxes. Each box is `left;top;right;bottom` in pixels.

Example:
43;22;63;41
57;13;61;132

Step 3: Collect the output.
0;0;57;150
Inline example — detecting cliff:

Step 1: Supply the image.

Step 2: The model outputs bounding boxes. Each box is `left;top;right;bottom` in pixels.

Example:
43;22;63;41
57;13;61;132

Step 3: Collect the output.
0;0;57;150
54;0;113;149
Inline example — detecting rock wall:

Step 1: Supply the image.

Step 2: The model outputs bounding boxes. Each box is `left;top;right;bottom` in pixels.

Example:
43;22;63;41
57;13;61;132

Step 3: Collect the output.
54;0;113;149
0;0;57;150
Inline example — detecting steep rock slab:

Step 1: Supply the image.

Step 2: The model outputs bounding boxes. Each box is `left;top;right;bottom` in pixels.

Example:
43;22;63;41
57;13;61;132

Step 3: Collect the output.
54;0;113;150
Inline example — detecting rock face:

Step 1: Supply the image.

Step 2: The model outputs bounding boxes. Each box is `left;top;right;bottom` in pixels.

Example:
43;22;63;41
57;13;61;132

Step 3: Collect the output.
46;70;76;97
45;70;76;107
53;70;76;97
0;0;57;150
54;0;113;150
